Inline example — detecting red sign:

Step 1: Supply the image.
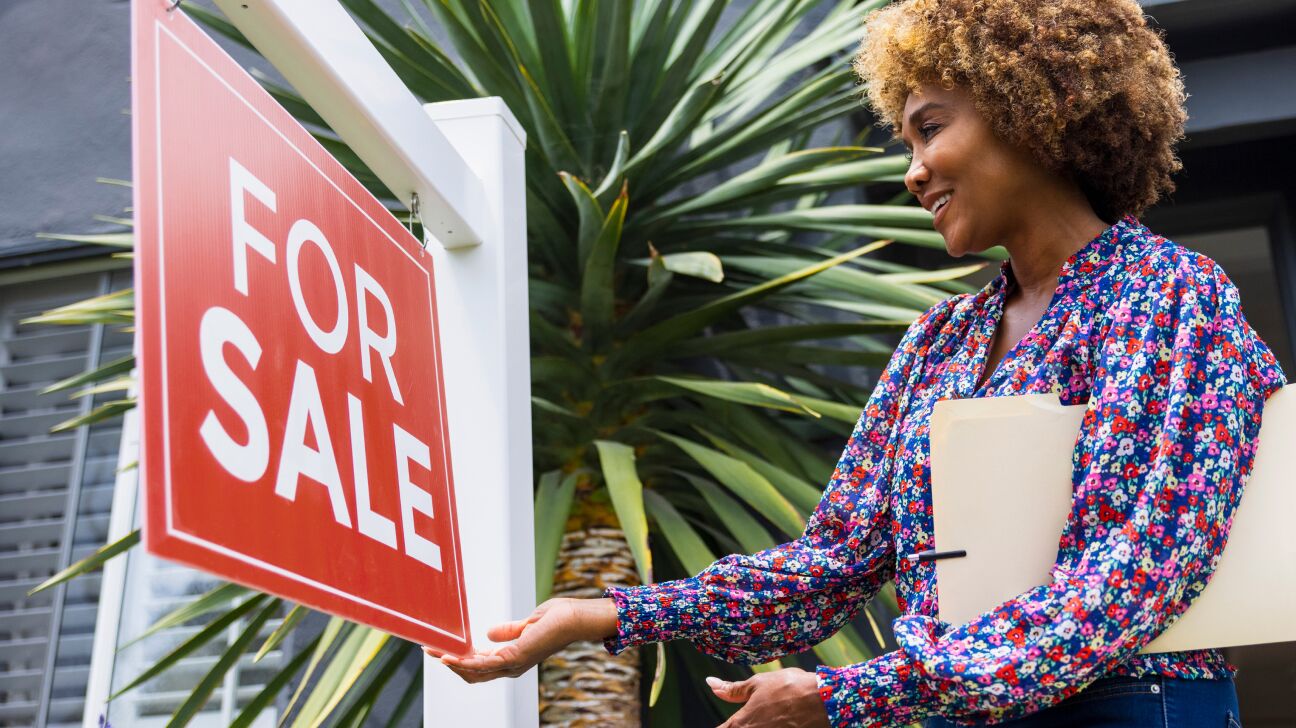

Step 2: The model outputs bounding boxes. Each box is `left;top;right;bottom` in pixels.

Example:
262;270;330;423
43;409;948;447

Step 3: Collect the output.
132;0;469;654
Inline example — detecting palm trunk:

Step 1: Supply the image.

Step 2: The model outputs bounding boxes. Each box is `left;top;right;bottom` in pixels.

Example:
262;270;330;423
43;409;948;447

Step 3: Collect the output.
538;524;641;727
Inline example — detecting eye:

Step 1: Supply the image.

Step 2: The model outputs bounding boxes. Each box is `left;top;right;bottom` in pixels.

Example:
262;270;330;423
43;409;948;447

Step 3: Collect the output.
902;122;940;161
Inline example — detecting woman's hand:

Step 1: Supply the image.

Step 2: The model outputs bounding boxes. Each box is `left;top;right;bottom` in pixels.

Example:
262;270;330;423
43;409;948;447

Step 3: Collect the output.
428;597;618;684
706;667;829;728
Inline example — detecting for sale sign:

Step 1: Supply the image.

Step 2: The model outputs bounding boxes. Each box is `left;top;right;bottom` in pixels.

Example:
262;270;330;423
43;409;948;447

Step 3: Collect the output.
132;0;469;654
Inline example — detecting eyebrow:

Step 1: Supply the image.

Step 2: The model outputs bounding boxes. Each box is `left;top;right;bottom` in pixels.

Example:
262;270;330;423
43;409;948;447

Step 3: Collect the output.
901;101;949;148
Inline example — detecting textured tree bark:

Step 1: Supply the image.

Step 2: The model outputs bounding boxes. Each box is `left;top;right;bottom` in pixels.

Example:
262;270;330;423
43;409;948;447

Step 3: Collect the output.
538;525;642;727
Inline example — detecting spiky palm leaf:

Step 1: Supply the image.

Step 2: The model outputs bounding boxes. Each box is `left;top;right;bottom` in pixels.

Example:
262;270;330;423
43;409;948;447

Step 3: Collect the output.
30;0;990;724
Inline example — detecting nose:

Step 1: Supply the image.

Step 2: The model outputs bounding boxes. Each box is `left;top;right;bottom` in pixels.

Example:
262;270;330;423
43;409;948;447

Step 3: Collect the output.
904;152;929;197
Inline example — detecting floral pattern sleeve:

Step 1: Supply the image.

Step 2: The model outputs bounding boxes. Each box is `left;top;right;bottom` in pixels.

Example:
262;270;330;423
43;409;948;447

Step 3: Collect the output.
816;253;1287;726
601;300;954;664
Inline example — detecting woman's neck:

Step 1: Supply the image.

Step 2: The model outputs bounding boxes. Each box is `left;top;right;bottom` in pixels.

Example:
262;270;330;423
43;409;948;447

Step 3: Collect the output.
999;189;1110;302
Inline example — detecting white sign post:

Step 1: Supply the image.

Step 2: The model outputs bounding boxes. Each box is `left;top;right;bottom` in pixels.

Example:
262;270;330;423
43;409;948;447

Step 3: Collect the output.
420;96;537;727
206;1;536;725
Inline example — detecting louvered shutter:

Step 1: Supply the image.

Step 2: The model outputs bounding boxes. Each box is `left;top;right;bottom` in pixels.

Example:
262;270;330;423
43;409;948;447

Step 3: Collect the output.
1;267;285;728
0;269;129;728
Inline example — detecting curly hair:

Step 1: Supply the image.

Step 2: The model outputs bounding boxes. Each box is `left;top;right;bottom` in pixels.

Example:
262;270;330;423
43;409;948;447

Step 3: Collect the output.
852;0;1188;223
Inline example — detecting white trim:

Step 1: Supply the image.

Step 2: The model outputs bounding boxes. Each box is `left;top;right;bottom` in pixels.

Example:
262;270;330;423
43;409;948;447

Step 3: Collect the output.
81;397;141;728
208;0;489;249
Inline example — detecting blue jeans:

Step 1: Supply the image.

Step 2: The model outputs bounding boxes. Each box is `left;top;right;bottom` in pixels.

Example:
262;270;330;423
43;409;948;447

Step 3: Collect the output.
922;674;1243;728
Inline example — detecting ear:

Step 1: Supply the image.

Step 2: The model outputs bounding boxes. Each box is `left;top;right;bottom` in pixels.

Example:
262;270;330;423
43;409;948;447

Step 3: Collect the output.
706;675;756;703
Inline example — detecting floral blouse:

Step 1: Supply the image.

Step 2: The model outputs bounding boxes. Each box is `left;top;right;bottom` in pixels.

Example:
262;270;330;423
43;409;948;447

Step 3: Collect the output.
602;215;1287;726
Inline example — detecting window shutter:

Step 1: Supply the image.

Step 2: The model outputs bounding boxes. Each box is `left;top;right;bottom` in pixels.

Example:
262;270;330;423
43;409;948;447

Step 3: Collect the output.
1;268;285;728
0;270;128;727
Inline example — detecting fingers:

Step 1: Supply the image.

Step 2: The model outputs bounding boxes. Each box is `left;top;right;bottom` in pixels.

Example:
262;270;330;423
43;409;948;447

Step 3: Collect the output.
706;675;755;704
441;661;527;684
485;616;535;643
429;650;532;684
423;647;502;671
484;601;551;643
421;604;555;685
438;651;510;672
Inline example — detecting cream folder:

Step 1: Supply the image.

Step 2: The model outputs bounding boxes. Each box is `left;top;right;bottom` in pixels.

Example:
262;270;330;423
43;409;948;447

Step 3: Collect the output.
928;385;1295;654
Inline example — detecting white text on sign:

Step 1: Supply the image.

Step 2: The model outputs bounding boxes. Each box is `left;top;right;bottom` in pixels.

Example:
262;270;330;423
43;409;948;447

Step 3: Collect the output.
198;156;442;571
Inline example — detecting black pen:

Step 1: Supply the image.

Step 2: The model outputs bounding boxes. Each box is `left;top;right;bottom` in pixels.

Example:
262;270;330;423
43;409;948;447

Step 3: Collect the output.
904;549;967;564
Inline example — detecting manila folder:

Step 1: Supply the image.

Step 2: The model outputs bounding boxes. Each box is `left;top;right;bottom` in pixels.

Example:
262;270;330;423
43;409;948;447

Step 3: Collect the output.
928;386;1295;654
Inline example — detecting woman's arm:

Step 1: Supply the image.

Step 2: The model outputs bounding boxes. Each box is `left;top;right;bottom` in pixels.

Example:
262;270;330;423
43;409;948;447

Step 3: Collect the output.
601;299;954;664
815;253;1287;727
437;299;956;684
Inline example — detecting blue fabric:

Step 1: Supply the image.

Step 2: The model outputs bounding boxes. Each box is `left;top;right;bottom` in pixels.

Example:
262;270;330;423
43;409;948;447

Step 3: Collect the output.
922;675;1243;728
605;216;1285;727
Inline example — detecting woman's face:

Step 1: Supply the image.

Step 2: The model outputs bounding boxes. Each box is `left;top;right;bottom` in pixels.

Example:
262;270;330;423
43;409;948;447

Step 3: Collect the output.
900;83;1052;257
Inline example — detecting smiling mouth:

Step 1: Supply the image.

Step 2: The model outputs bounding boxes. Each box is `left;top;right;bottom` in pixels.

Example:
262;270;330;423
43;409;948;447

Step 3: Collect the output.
933;192;952;225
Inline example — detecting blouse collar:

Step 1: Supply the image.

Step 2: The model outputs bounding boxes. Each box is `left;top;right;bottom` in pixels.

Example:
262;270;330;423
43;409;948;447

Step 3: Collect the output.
993;214;1144;299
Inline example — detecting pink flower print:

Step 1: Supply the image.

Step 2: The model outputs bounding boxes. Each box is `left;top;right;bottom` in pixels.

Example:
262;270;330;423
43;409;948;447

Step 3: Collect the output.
603;219;1286;727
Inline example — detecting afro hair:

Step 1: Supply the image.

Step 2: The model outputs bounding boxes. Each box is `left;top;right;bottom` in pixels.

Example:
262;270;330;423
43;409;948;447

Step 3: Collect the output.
853;0;1189;223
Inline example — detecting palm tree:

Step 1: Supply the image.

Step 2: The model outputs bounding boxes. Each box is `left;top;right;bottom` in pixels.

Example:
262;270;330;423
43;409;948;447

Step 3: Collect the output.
29;0;992;724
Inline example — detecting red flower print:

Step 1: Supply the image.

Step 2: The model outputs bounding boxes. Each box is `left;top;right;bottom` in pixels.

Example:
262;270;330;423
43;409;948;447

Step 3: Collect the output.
597;219;1285;727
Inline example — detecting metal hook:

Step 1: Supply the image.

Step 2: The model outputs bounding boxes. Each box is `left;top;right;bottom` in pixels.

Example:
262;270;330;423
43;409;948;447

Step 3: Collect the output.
167;0;183;11
407;192;429;252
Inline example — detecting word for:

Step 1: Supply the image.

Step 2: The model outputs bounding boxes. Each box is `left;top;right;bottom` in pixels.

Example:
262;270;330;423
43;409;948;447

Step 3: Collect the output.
198;157;441;570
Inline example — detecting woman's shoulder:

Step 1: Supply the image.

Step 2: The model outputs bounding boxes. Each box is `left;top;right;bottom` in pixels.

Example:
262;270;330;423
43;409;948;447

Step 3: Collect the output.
1109;225;1240;308
1108;224;1289;391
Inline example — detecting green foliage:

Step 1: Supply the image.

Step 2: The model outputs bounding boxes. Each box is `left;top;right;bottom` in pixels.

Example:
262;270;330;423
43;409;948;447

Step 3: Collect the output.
533;469;581;601
26;529;140;596
34;0;977;724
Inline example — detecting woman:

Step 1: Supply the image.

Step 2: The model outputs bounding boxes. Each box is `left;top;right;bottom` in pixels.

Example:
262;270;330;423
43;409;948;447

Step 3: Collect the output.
434;1;1287;726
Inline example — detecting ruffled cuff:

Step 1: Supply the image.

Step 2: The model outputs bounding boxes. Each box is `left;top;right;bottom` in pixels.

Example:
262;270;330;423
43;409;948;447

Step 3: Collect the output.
601;577;708;656
817;648;937;728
